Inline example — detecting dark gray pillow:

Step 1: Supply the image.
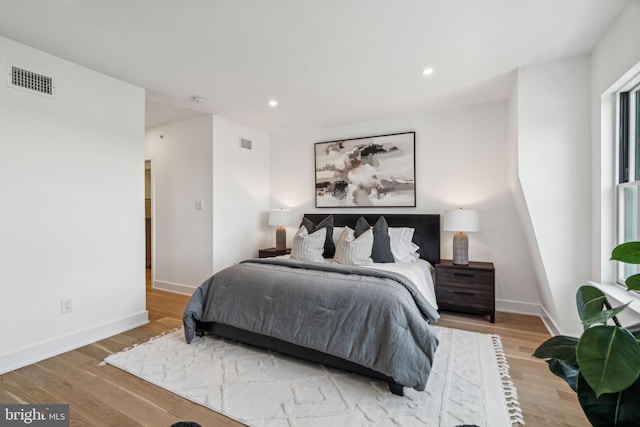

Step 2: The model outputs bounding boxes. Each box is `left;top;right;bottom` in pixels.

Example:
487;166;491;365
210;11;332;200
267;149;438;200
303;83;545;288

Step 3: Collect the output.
301;215;335;258
354;216;394;263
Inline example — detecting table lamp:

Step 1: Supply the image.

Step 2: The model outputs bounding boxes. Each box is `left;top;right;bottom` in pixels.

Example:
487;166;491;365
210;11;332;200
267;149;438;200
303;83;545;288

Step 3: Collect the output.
268;209;293;251
443;208;479;265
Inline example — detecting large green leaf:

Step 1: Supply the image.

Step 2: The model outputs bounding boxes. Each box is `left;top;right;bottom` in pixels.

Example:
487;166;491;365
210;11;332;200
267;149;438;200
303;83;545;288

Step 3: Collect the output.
611;242;640;264
533;335;578;365
577;373;640;427
580;303;631;327
547;359;579;392
626;322;640;338
577;285;607;328
577;325;640;397
625;274;640;292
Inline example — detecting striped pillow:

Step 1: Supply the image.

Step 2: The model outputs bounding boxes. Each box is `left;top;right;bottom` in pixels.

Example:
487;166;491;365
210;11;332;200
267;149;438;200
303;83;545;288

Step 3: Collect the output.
291;226;326;262
333;227;373;266
300;215;335;258
354;216;394;263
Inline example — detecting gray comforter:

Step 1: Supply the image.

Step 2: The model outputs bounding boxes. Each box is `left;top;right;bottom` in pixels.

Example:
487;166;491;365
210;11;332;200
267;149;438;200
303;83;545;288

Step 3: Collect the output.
183;258;439;391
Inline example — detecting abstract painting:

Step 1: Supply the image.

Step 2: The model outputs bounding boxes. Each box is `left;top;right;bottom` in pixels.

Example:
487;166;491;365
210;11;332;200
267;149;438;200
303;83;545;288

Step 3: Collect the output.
315;132;416;207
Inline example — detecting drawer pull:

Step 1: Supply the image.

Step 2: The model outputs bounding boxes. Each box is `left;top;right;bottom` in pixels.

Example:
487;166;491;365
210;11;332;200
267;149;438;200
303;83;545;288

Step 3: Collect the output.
453;272;474;278
454;291;475;296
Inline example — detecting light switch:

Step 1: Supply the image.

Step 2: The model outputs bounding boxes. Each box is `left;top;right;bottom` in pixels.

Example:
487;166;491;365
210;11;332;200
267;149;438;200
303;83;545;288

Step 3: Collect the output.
195;200;203;210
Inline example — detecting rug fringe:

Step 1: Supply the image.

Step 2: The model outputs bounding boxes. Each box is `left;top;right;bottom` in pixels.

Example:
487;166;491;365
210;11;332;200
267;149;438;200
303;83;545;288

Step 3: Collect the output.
99;327;183;367
491;334;525;426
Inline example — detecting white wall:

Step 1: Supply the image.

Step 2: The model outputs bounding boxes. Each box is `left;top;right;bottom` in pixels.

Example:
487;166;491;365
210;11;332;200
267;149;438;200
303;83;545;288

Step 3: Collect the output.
145;116;214;293
516;56;591;335
507;83;559;330
212;115;271;273
0;36;147;373
270;102;542;315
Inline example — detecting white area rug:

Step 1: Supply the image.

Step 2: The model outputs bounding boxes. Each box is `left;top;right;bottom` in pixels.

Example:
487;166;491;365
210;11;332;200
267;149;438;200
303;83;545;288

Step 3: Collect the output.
103;326;524;426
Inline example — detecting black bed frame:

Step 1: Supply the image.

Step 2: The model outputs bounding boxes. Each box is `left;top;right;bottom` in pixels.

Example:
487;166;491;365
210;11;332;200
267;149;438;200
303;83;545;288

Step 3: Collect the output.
195;213;440;396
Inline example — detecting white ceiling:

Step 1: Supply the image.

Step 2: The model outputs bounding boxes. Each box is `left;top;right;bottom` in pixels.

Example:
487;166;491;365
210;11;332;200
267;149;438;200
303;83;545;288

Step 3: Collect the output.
0;0;631;133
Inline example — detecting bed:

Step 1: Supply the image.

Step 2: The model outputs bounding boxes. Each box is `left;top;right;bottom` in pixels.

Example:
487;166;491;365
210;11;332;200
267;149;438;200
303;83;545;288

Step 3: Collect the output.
183;213;440;395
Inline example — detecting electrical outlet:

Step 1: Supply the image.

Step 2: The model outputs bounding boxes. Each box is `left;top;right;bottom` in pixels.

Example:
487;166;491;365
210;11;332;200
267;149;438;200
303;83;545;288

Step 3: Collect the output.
61;298;73;314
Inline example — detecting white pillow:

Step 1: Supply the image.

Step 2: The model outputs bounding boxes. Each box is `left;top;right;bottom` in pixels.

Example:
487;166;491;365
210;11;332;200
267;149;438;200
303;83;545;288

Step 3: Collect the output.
332;226;345;246
388;227;420;263
291;226;327;262
333;227;373;266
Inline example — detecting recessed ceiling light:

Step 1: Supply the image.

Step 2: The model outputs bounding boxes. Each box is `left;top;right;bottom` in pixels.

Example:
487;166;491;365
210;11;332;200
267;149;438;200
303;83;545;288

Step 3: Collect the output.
421;67;435;76
192;96;205;104
269;99;278;107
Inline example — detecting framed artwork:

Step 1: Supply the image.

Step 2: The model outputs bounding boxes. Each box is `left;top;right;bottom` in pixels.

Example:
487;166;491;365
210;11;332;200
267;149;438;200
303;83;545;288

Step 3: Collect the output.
315;132;416;208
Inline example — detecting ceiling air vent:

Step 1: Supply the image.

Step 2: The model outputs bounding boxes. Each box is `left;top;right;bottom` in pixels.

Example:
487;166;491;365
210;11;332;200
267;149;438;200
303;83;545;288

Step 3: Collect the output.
8;65;55;97
240;138;252;150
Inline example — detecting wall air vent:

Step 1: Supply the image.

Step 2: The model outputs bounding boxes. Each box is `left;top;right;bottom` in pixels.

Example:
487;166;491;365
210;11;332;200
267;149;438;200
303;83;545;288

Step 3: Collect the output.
240;138;252;150
8;65;55;97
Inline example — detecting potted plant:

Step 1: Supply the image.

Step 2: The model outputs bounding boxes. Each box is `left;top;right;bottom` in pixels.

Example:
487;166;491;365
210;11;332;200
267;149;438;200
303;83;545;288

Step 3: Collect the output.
533;242;640;427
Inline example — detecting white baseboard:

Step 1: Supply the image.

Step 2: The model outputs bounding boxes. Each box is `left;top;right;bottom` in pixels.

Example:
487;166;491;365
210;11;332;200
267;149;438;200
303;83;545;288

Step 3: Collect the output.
0;311;149;375
495;299;540;316
496;299;561;336
538;305;562;336
154;280;197;295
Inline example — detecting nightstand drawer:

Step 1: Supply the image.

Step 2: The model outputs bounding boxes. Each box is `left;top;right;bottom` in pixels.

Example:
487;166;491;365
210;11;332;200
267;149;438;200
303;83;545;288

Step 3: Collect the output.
436;269;494;289
436;285;493;307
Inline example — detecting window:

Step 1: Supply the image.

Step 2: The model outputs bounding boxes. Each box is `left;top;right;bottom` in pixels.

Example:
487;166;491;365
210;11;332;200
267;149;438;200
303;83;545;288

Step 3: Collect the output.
616;81;640;284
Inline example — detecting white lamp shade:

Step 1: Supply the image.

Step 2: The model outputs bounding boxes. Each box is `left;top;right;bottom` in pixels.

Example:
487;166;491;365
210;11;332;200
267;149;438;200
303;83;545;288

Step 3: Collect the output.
268;209;293;227
443;209;479;232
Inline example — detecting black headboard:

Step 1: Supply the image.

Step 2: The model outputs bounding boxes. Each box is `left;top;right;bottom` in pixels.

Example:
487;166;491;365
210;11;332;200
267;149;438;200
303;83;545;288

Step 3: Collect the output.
303;214;440;266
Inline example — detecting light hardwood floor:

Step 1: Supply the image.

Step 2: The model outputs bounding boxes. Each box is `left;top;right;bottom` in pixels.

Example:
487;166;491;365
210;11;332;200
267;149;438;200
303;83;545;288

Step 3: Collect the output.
0;272;589;426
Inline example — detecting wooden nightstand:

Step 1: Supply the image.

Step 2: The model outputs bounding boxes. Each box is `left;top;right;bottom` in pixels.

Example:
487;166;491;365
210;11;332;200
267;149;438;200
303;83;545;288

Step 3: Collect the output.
435;259;495;323
258;247;291;258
